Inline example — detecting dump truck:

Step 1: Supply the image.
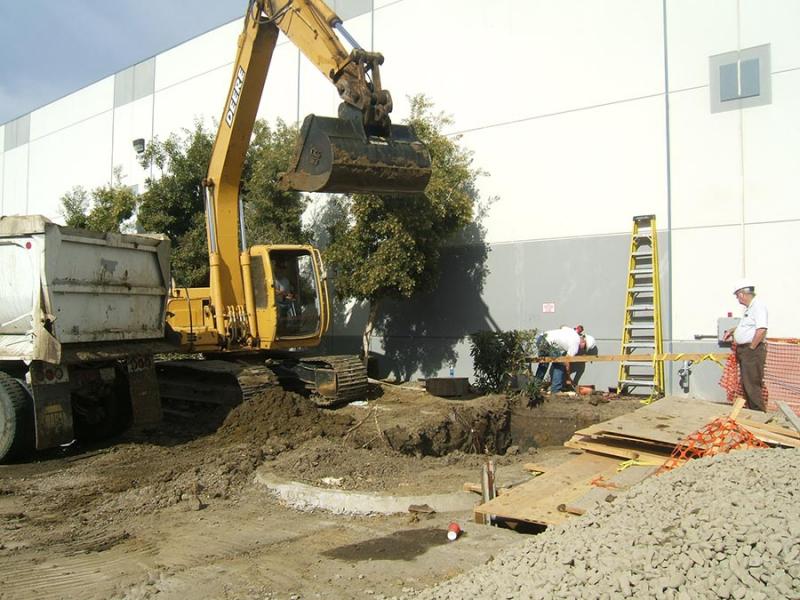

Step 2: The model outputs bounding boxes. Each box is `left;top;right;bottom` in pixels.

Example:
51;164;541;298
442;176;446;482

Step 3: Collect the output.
0;215;170;461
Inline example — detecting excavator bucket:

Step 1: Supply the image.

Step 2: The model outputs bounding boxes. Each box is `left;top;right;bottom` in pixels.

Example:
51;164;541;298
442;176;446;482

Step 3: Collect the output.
280;113;432;194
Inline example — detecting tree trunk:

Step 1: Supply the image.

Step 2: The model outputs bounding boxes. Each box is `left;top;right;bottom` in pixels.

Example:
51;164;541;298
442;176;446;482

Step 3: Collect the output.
362;300;380;364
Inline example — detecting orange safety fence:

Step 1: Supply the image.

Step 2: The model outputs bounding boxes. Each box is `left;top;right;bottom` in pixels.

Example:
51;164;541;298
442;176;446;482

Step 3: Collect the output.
657;416;768;474
719;340;800;414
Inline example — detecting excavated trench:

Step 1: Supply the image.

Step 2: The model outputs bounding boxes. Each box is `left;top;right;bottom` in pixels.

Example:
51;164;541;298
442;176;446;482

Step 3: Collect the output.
208;385;642;460
333;390;640;458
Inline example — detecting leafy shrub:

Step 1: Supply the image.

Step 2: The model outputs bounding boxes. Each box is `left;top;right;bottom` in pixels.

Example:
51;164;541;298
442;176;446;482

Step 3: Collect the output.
468;329;537;393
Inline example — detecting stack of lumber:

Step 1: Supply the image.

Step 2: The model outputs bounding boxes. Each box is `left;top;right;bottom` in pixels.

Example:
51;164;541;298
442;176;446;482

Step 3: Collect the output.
473;396;800;527
567;396;800;457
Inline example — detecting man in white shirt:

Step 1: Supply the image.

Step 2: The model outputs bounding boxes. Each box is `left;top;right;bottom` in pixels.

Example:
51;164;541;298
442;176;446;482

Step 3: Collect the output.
534;326;596;393
723;280;768;411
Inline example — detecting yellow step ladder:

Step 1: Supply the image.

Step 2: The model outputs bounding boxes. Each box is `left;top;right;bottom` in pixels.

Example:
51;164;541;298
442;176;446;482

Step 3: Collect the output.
618;215;664;396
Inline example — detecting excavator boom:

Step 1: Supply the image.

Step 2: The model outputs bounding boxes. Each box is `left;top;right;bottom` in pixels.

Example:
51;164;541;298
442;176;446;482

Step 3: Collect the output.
207;0;431;312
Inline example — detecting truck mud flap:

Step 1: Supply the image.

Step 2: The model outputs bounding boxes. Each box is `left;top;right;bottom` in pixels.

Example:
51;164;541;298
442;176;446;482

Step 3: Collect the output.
29;362;74;449
126;355;162;426
280;113;431;194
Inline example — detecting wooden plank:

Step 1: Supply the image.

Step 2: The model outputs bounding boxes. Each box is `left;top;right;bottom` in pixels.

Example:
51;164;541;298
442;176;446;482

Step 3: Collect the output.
522;463;552;473
581;431;676;451
738;418;800;440
777;401;800;435
565;464;659;516
573;396;773;448
741;426;800;448
729;397;746;420
564;437;672;465
473;452;622;526
463;482;511;496
529;353;729;364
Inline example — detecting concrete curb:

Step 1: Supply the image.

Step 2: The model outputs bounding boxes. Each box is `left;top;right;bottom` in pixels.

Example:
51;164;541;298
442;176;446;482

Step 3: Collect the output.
254;469;477;516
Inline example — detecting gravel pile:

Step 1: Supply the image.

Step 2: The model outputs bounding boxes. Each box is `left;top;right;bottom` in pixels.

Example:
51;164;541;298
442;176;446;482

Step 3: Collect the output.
404;448;800;600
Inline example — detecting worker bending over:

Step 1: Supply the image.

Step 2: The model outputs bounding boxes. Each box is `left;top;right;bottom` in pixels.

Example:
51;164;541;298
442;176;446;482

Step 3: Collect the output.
534;326;596;394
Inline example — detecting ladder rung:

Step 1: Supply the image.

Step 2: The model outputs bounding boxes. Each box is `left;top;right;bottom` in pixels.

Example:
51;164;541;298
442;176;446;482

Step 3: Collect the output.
624;343;656;348
632;252;653;257
626;305;654;311
622;361;656;367
619;379;657;387
631;268;653;274
628;286;654;292
625;324;655;329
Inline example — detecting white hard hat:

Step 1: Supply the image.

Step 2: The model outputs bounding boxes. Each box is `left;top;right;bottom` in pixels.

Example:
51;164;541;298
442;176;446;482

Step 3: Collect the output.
733;278;755;294
582;334;596;351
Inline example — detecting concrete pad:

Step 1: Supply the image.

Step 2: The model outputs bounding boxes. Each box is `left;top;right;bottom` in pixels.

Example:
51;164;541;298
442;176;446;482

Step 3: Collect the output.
254;468;478;515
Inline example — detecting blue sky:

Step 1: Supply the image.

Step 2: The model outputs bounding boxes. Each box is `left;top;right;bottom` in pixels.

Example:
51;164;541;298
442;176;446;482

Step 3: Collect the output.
0;0;245;125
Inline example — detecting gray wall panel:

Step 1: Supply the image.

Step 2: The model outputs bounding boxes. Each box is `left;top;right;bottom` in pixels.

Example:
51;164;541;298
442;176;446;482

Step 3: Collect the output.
3;114;30;151
322;230;694;396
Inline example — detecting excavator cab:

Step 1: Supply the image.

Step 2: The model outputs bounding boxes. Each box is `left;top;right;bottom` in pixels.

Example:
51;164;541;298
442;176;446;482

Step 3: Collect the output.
281;104;432;195
246;246;330;347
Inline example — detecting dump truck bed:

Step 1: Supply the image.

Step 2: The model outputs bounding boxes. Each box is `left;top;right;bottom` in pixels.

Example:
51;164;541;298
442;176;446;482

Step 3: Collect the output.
0;215;170;364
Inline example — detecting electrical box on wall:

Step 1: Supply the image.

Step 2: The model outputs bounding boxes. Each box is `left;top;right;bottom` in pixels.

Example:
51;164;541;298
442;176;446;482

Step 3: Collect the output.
717;317;740;345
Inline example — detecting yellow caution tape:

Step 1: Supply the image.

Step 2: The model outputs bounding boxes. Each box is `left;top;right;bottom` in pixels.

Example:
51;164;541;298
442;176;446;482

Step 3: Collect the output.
617;458;665;472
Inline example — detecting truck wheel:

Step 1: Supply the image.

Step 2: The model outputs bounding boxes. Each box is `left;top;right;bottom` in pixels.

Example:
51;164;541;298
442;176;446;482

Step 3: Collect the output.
0;372;34;462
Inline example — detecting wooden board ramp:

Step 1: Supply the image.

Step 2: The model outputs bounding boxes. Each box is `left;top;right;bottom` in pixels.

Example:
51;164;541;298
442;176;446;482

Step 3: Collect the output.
473;452;623;526
473;396;800;527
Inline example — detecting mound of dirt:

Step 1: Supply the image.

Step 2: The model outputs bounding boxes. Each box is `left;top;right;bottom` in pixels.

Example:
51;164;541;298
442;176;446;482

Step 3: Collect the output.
216;387;355;447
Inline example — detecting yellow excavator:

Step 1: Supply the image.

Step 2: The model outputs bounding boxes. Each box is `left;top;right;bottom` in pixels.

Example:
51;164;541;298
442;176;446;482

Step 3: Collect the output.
158;0;431;406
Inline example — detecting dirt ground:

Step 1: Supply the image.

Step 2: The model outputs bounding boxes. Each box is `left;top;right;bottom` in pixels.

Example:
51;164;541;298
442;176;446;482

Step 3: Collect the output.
0;382;639;600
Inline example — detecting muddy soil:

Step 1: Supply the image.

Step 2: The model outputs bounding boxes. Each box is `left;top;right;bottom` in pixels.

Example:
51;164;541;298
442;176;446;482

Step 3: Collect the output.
0;382;638;600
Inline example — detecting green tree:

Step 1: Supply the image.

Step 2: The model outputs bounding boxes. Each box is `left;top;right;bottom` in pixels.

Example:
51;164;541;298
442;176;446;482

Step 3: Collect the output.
137;122;214;286
59;167;138;233
136;119;306;287
242;119;310;245
324;95;482;359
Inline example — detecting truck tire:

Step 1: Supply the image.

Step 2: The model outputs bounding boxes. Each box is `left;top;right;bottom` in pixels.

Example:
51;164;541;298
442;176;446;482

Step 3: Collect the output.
0;371;34;462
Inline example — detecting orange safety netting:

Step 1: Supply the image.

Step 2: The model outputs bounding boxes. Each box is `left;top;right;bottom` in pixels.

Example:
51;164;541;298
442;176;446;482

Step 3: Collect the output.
719;340;800;413
657;416;768;474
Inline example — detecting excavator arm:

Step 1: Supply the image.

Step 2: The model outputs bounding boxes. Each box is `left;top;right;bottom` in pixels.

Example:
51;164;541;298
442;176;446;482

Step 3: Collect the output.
203;0;431;335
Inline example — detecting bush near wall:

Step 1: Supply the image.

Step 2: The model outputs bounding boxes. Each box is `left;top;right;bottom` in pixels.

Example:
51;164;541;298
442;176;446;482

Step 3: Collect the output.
468;330;537;393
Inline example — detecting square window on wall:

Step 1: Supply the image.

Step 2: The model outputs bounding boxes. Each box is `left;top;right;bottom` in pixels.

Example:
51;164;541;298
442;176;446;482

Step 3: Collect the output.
709;44;771;113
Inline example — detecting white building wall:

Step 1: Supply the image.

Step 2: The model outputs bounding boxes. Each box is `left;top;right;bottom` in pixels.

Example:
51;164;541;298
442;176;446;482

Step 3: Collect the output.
111;96;154;193
2;146;28;215
29;78;114;141
28;113;114;219
0;126;5;212
466;96;668;244
1;0;798;352
666;0;800;341
375;0;665;134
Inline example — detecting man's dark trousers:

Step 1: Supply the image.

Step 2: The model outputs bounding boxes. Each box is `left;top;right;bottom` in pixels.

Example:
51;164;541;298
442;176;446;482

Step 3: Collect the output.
736;344;767;412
